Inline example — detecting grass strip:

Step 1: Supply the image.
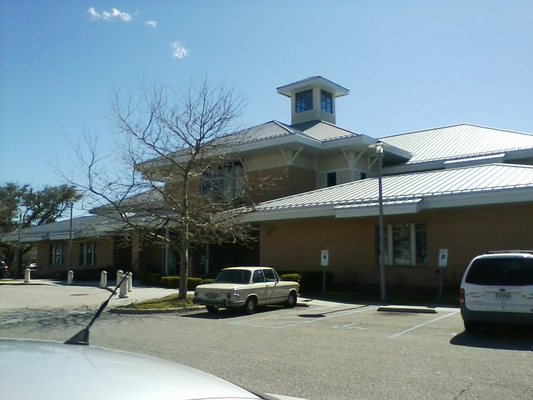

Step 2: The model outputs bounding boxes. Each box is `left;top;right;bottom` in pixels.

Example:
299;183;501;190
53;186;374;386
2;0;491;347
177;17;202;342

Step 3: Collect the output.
120;294;195;310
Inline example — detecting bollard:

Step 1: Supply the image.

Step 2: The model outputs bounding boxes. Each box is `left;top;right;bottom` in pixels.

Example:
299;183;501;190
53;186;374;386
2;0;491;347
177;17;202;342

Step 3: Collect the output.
24;268;31;284
127;272;133;292
100;271;107;288
119;273;128;298
67;270;74;285
116;270;123;287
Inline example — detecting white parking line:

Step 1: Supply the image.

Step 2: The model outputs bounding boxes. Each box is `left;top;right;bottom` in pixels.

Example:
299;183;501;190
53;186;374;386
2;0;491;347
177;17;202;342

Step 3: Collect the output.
389;310;460;338
229;306;375;329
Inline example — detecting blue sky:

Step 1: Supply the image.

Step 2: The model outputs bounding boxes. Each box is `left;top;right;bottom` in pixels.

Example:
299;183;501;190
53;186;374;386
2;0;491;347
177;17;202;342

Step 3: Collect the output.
1;0;533;189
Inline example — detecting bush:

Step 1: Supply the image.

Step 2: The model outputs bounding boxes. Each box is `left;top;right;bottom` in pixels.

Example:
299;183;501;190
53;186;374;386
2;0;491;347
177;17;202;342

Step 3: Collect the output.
201;278;215;284
160;276;179;288
160;276;203;290
280;273;301;283
140;273;162;286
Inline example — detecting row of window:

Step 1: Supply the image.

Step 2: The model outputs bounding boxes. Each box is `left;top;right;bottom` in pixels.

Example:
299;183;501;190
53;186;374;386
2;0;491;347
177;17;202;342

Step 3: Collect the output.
326;171;367;187
50;242;97;266
295;89;333;114
47;224;427;268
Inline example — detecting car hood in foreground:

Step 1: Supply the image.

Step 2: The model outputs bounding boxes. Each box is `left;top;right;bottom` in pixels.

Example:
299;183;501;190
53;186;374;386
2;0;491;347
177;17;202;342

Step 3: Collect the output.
0;339;306;400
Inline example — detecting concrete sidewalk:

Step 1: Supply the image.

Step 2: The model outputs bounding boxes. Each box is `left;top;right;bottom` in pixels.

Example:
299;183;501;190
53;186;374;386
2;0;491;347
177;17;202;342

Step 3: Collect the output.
0;278;329;310
0;278;182;310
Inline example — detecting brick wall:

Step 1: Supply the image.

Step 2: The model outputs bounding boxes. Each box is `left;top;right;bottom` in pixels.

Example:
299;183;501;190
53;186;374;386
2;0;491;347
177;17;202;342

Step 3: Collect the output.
259;202;533;288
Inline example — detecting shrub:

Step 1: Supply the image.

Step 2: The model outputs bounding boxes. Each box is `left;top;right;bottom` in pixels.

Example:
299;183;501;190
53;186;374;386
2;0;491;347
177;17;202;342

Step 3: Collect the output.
280;273;301;283
140;273;162;286
201;278;215;284
161;276;179;288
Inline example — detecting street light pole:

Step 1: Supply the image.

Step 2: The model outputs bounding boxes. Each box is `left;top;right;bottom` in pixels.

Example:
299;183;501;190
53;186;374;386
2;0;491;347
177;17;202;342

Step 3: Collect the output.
68;201;73;272
376;142;386;302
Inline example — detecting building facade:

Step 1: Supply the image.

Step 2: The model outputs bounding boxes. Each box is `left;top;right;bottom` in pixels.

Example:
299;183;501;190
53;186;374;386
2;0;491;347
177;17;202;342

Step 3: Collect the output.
7;76;533;289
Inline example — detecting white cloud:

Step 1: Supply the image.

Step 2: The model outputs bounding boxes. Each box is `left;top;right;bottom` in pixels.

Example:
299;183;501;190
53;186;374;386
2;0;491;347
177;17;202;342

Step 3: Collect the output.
88;7;99;21
87;7;132;22
145;20;158;29
171;42;188;59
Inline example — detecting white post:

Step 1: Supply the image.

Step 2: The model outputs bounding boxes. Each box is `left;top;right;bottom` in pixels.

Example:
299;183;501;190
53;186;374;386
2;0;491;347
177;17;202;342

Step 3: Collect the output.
24;268;31;284
127;272;133;292
116;270;123;287
100;271;107;288
67;270;74;285
119;273;128;298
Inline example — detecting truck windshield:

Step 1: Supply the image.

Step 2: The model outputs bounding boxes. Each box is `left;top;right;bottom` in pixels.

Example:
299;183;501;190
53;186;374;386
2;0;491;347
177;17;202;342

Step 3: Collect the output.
466;257;533;286
215;269;251;284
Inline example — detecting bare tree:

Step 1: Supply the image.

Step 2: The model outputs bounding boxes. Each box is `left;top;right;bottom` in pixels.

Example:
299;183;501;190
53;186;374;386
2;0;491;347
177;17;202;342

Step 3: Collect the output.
73;79;258;299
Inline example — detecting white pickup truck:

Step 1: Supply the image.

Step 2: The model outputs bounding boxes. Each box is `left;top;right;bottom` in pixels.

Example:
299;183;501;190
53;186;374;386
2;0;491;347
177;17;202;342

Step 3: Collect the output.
193;266;300;314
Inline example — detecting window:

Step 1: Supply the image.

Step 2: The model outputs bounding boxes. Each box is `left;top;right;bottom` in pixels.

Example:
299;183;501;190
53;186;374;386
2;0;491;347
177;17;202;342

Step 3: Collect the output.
295;89;313;113
466;257;533;286
360;172;367;180
392;224;411;265
80;242;97;266
202;162;245;202
263;268;279;282
320;90;333;113
377;223;427;266
326;172;337;187
50;243;63;266
252;270;265;283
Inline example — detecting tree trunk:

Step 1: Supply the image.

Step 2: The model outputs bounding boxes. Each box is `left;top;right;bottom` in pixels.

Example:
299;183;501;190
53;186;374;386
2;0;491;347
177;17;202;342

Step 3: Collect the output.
178;236;189;300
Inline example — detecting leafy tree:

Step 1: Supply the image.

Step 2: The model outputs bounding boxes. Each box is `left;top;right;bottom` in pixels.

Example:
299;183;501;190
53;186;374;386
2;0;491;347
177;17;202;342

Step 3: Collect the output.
0;183;80;273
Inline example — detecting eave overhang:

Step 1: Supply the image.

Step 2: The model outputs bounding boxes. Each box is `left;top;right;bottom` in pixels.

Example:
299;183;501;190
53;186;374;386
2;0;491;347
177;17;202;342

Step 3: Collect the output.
243;186;533;223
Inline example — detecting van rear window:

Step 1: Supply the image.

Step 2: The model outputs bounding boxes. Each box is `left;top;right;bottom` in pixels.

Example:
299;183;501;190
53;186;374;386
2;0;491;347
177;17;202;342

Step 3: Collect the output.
465;257;533;286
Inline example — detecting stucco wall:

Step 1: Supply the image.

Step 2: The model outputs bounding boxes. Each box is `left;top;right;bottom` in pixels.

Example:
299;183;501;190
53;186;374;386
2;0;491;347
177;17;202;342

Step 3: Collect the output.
259;202;533;288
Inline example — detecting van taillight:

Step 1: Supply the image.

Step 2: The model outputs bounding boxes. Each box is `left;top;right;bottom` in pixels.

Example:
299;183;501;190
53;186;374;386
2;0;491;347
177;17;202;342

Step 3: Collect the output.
458;288;465;303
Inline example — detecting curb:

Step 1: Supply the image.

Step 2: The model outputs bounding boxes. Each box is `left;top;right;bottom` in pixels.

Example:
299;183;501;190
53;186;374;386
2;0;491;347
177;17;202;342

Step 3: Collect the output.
0;280;61;286
377;306;437;314
109;306;205;315
111;302;309;314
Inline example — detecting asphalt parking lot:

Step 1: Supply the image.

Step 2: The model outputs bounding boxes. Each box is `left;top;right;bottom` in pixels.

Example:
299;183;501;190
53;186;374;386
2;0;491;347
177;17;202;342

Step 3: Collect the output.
218;303;460;338
1;281;532;400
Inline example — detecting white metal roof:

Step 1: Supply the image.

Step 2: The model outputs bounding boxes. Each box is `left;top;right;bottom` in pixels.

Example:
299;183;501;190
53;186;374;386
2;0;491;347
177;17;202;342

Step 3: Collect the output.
222;120;358;145
2;215;126;243
276;76;349;97
381;124;533;165
245;163;533;222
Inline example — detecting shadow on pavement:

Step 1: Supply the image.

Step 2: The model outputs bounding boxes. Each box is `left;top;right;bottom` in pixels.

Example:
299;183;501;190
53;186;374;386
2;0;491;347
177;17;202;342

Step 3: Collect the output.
298;305;370;318
184;305;294;320
450;325;533;351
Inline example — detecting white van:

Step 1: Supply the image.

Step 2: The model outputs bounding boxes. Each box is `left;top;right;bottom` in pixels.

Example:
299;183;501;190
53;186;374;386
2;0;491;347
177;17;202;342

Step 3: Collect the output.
459;251;533;332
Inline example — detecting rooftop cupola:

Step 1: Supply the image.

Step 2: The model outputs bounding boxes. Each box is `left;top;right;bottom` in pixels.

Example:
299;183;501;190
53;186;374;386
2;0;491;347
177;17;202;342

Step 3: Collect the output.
276;76;349;126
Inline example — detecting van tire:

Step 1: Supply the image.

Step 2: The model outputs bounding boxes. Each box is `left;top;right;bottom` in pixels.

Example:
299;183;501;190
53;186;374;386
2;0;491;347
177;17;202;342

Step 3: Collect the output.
464;321;478;332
